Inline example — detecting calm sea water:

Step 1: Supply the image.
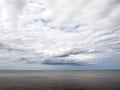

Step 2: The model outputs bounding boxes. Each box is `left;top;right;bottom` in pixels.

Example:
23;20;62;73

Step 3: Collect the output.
0;70;120;90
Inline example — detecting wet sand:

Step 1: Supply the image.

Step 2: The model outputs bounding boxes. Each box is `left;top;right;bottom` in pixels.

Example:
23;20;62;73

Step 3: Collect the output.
0;70;120;90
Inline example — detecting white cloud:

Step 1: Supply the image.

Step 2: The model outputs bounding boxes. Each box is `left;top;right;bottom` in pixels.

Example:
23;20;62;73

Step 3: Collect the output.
0;0;120;66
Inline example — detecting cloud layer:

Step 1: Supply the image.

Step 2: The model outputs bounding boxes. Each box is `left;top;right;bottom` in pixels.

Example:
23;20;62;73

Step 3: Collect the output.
0;0;120;68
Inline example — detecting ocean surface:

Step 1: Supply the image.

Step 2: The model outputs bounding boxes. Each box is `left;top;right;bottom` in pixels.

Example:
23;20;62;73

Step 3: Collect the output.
0;70;120;90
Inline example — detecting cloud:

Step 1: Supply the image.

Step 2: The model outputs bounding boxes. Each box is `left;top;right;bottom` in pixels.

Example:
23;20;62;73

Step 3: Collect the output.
0;0;120;67
42;59;85;65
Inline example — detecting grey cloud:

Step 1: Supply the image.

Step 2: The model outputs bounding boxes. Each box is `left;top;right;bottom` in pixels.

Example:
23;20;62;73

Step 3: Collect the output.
11;0;27;11
0;43;27;53
17;57;38;64
40;19;51;25
112;47;120;52
56;50;87;58
42;59;85;66
56;48;101;58
59;24;81;32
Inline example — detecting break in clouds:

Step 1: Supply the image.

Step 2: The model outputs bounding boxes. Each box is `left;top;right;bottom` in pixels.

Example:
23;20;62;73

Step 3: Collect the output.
0;0;120;67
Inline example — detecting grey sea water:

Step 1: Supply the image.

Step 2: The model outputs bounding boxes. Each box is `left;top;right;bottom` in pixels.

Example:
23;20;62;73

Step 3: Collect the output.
0;70;120;90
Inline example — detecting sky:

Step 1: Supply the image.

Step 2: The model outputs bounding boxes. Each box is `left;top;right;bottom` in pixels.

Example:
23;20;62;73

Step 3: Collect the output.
0;0;120;70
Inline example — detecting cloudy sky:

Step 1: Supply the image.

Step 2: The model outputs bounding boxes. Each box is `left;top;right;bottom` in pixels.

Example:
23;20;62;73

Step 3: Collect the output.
0;0;120;70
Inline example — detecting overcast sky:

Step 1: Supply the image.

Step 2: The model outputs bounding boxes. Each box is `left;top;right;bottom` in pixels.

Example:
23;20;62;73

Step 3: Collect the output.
0;0;120;70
